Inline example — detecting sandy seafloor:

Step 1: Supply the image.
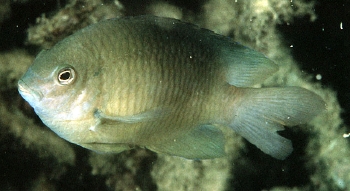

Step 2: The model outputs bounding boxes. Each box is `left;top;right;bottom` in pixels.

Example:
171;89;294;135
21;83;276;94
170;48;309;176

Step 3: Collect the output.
0;0;349;190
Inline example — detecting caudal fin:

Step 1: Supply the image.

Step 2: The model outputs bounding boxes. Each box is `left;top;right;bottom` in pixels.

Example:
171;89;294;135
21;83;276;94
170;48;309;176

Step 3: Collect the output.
229;87;325;160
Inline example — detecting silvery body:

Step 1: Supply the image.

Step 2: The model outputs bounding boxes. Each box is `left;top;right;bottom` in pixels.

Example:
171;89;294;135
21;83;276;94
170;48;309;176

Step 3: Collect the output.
18;16;324;160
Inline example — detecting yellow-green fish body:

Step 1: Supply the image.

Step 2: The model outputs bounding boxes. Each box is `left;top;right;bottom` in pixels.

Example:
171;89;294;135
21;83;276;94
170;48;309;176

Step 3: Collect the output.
18;16;324;159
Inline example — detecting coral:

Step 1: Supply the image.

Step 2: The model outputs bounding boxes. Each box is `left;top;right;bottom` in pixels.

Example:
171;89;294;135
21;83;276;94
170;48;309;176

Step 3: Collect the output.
0;0;348;190
89;149;157;190
146;1;183;20
27;0;124;49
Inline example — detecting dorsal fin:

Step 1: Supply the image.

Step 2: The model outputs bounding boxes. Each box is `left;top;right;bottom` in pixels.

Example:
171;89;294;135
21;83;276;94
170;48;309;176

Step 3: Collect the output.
221;43;278;87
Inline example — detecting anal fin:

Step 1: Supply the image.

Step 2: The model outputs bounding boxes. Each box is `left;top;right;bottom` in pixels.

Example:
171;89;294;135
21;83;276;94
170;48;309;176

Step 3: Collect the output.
148;124;226;159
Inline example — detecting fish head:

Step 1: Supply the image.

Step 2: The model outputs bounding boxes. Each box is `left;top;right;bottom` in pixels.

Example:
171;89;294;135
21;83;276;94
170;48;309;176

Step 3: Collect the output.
18;42;102;142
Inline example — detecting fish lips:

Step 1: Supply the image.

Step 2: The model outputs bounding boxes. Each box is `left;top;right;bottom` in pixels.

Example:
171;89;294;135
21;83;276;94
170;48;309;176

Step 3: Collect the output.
18;79;43;105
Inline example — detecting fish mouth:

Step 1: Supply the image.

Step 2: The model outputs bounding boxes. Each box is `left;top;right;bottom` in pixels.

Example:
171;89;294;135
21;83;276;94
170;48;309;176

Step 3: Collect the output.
18;79;43;103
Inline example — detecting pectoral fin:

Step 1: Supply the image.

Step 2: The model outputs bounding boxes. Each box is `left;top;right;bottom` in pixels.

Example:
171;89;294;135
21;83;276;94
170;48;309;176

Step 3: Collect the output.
94;108;168;124
148;124;226;159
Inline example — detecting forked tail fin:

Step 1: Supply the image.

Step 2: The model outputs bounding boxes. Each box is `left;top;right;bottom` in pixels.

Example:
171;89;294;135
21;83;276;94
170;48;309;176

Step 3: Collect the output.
229;87;325;160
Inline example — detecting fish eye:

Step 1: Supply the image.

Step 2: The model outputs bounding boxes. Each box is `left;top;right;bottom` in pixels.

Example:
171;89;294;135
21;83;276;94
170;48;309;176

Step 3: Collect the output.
57;67;75;85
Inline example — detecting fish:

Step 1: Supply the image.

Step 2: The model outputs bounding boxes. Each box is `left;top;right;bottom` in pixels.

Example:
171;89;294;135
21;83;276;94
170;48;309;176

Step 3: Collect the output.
18;15;325;160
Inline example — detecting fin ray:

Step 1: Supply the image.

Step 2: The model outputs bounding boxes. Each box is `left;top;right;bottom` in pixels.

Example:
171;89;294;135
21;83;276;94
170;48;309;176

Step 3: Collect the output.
229;87;325;159
221;44;278;87
148;124;226;159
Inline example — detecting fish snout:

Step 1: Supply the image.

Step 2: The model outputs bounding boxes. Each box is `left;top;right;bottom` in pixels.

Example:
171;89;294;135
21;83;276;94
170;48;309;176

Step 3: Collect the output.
18;79;43;103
